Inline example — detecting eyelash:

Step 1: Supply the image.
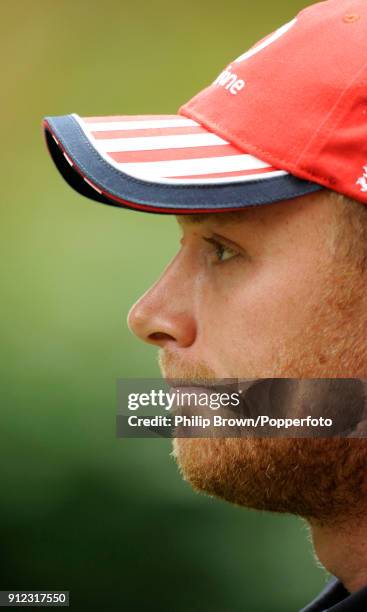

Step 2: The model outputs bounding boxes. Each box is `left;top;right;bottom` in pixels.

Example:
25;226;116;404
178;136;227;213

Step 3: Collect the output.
203;237;238;263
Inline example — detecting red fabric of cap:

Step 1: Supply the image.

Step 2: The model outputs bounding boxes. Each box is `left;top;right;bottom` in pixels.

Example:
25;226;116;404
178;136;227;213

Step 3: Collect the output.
179;0;367;204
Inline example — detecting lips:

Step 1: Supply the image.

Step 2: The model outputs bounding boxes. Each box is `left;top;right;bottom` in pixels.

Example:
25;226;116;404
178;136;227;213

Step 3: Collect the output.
166;378;288;423
167;379;241;400
166;378;262;417
165;377;238;389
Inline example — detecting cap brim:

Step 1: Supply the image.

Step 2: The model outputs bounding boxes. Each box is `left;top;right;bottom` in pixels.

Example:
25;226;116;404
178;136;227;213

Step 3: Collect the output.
43;113;322;214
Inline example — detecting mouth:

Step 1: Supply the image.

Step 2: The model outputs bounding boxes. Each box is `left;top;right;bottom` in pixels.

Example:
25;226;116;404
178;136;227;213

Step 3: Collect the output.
164;376;237;388
165;378;264;419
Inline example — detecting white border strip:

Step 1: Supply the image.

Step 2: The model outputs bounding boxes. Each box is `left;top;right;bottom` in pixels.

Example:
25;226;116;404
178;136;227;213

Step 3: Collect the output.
93;132;228;153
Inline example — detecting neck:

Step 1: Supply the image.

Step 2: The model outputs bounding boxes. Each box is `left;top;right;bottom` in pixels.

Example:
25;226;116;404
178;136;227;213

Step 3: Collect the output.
308;517;367;593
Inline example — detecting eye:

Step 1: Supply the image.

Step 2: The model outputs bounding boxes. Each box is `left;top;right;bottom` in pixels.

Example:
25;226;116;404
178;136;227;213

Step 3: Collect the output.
203;237;238;263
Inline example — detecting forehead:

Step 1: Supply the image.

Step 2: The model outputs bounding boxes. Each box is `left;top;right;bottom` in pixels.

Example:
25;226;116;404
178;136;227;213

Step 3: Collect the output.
175;195;318;233
175;192;334;233
176;210;248;227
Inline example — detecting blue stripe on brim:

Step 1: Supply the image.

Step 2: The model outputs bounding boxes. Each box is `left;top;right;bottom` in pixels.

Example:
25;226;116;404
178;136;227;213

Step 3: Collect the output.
43;114;323;215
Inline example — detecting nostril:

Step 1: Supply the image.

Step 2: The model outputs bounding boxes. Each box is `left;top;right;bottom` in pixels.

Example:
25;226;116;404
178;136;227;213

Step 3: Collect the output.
148;332;175;342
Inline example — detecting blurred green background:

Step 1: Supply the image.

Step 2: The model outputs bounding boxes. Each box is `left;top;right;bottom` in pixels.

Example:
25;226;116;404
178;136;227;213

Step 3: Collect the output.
2;1;330;610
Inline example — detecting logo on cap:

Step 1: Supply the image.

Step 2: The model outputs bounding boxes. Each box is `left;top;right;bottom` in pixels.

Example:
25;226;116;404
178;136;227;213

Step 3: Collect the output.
213;67;245;95
212;17;298;96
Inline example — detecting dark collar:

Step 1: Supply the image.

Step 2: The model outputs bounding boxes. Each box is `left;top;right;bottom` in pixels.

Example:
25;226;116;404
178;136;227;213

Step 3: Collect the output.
300;576;367;612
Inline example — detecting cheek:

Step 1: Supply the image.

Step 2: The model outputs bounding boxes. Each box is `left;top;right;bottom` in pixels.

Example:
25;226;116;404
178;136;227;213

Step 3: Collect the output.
197;256;328;371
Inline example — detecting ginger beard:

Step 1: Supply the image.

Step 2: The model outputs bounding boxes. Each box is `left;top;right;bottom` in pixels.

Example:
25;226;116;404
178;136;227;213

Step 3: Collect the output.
159;260;367;527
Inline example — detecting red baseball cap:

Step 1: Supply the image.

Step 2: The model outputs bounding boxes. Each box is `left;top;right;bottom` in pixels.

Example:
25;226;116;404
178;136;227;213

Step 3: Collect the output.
43;0;367;215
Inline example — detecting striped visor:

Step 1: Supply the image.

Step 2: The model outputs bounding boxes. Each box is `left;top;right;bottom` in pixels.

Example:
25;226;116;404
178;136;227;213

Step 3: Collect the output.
43;112;322;214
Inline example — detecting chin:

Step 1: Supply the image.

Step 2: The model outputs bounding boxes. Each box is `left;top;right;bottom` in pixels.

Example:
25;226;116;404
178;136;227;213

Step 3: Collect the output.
171;437;288;512
171;436;367;523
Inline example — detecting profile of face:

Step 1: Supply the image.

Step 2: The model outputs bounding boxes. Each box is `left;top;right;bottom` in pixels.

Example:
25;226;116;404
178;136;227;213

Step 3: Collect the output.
128;191;367;526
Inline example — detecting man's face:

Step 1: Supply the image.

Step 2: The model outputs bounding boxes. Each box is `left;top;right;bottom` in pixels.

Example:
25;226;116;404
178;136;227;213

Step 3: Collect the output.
128;191;367;524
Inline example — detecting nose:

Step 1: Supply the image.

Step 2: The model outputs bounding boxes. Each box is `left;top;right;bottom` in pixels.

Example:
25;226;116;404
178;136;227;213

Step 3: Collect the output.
127;255;197;349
